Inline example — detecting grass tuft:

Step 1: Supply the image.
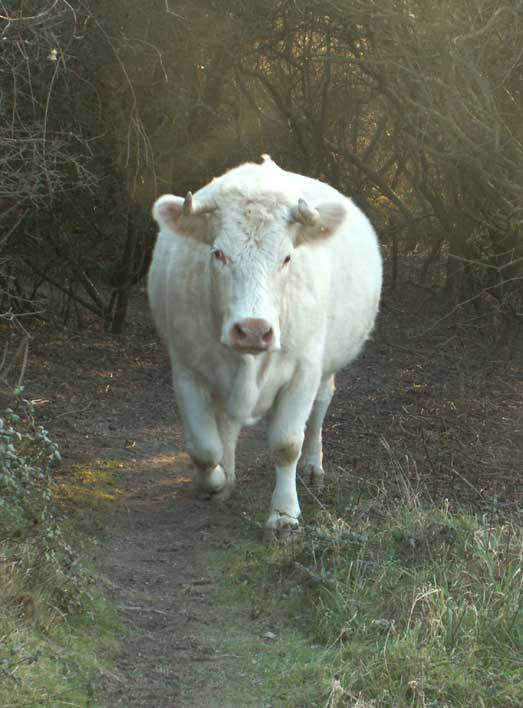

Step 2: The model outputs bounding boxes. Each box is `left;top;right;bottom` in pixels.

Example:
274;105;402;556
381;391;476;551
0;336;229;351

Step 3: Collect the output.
233;481;523;707
0;536;120;708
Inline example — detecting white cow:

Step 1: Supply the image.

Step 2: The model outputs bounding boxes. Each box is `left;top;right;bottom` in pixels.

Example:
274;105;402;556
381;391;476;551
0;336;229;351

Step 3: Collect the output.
148;157;382;530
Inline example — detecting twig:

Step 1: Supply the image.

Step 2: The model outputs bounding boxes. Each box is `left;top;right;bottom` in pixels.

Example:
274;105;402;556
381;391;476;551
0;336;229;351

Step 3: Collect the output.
0;208;27;250
117;605;171;615
23;259;104;318
53;400;92;420
16;337;28;387
0;336;29;384
448;465;485;500
0;2;59;22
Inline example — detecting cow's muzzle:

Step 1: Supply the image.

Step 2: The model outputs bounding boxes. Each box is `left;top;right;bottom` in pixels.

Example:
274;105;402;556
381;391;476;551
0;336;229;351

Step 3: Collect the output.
229;318;274;353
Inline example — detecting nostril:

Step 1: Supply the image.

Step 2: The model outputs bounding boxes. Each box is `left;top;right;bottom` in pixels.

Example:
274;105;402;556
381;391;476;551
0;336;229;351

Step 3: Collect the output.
232;323;247;340
230;319;274;350
262;328;273;344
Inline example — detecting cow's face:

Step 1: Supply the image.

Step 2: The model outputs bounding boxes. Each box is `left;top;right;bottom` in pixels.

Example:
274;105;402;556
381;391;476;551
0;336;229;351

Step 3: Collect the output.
208;198;298;353
153;192;346;355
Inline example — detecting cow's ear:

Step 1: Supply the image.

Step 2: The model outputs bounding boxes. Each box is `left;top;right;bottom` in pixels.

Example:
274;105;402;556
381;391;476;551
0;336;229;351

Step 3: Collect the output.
291;199;347;246
152;193;214;244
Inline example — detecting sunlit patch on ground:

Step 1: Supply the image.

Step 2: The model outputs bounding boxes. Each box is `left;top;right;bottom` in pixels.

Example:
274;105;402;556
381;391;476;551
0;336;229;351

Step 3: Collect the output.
141;451;191;471
56;460;127;507
157;475;192;486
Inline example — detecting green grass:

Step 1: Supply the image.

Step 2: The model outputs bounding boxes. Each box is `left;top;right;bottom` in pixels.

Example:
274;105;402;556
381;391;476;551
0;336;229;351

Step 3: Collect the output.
193;542;332;708
225;483;523;707
0;538;120;708
203;620;331;707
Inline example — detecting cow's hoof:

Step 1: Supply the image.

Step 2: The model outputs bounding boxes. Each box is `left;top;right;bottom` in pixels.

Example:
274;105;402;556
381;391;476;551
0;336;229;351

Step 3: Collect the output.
299;463;325;492
193;464;227;496
210;482;234;503
264;518;302;543
265;511;300;532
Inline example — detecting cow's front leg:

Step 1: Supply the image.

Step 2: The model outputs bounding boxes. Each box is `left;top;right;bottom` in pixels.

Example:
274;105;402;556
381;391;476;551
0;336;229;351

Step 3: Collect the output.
214;409;241;501
266;368;321;531
174;372;226;496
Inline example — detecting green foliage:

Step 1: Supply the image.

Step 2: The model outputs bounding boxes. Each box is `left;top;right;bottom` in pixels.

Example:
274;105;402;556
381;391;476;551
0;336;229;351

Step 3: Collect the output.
0;389;118;706
0;389;91;612
0;388;61;534
234;490;523;707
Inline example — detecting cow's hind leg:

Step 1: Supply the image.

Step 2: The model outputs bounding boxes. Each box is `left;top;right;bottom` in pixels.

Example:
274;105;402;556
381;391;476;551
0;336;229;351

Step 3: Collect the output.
174;371;226;496
298;375;335;489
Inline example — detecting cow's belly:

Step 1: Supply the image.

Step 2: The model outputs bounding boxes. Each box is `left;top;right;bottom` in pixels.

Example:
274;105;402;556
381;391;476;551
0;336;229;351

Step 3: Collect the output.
322;266;382;376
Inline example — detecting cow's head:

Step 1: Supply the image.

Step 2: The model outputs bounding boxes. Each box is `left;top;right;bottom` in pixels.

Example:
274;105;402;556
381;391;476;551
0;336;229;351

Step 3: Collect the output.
153;189;346;354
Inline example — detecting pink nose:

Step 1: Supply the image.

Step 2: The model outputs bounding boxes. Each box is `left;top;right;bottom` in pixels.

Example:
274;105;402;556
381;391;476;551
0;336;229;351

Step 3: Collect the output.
230;318;274;351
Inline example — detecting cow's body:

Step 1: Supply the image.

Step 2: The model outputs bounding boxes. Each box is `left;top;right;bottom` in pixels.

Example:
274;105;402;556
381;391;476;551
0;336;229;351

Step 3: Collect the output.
148;158;382;529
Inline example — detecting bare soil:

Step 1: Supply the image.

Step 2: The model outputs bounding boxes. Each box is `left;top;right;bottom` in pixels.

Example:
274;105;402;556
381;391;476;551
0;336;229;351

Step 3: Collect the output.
19;283;523;707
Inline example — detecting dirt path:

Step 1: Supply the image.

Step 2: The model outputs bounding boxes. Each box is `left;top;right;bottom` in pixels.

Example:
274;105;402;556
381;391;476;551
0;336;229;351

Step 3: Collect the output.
95;442;266;707
26;291;302;707
23;289;522;707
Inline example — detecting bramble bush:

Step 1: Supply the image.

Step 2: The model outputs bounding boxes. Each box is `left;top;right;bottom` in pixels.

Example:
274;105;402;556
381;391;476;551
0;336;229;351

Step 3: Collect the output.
0;387;116;707
0;389;90;612
0;388;60;533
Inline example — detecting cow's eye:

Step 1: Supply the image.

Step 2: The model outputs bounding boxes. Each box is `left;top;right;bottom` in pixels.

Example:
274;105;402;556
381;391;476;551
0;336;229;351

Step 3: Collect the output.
213;249;226;263
282;255;291;266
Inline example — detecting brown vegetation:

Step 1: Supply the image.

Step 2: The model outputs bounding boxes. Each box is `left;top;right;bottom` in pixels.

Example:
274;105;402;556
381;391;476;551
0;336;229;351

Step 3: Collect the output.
0;0;521;338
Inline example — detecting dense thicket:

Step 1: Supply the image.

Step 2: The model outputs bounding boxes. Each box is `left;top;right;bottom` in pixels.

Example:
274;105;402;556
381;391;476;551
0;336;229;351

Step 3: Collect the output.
1;0;522;336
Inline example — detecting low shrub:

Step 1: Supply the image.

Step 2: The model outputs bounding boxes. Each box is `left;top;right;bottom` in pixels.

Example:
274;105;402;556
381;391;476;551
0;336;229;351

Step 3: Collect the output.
0;388;117;707
0;388;90;611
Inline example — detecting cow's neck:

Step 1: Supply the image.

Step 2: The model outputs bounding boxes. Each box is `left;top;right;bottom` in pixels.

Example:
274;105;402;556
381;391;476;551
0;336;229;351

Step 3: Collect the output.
225;354;267;422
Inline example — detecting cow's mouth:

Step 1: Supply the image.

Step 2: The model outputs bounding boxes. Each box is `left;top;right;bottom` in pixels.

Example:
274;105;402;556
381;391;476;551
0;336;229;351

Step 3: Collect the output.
230;343;270;355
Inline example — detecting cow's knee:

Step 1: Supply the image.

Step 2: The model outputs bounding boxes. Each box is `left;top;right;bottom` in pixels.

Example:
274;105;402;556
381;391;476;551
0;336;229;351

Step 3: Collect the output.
269;433;303;467
187;433;229;496
187;437;223;471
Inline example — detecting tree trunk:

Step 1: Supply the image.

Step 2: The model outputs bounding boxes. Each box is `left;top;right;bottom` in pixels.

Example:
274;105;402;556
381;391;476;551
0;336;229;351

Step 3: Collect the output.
111;208;140;334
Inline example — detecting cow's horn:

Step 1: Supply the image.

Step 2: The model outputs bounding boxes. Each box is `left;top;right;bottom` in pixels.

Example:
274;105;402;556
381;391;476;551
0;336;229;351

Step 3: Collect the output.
183;191;193;215
291;198;320;226
183;191;216;217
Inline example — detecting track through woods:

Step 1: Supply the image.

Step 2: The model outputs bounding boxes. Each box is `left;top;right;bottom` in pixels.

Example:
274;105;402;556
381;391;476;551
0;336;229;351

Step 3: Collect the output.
24;288;523;707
